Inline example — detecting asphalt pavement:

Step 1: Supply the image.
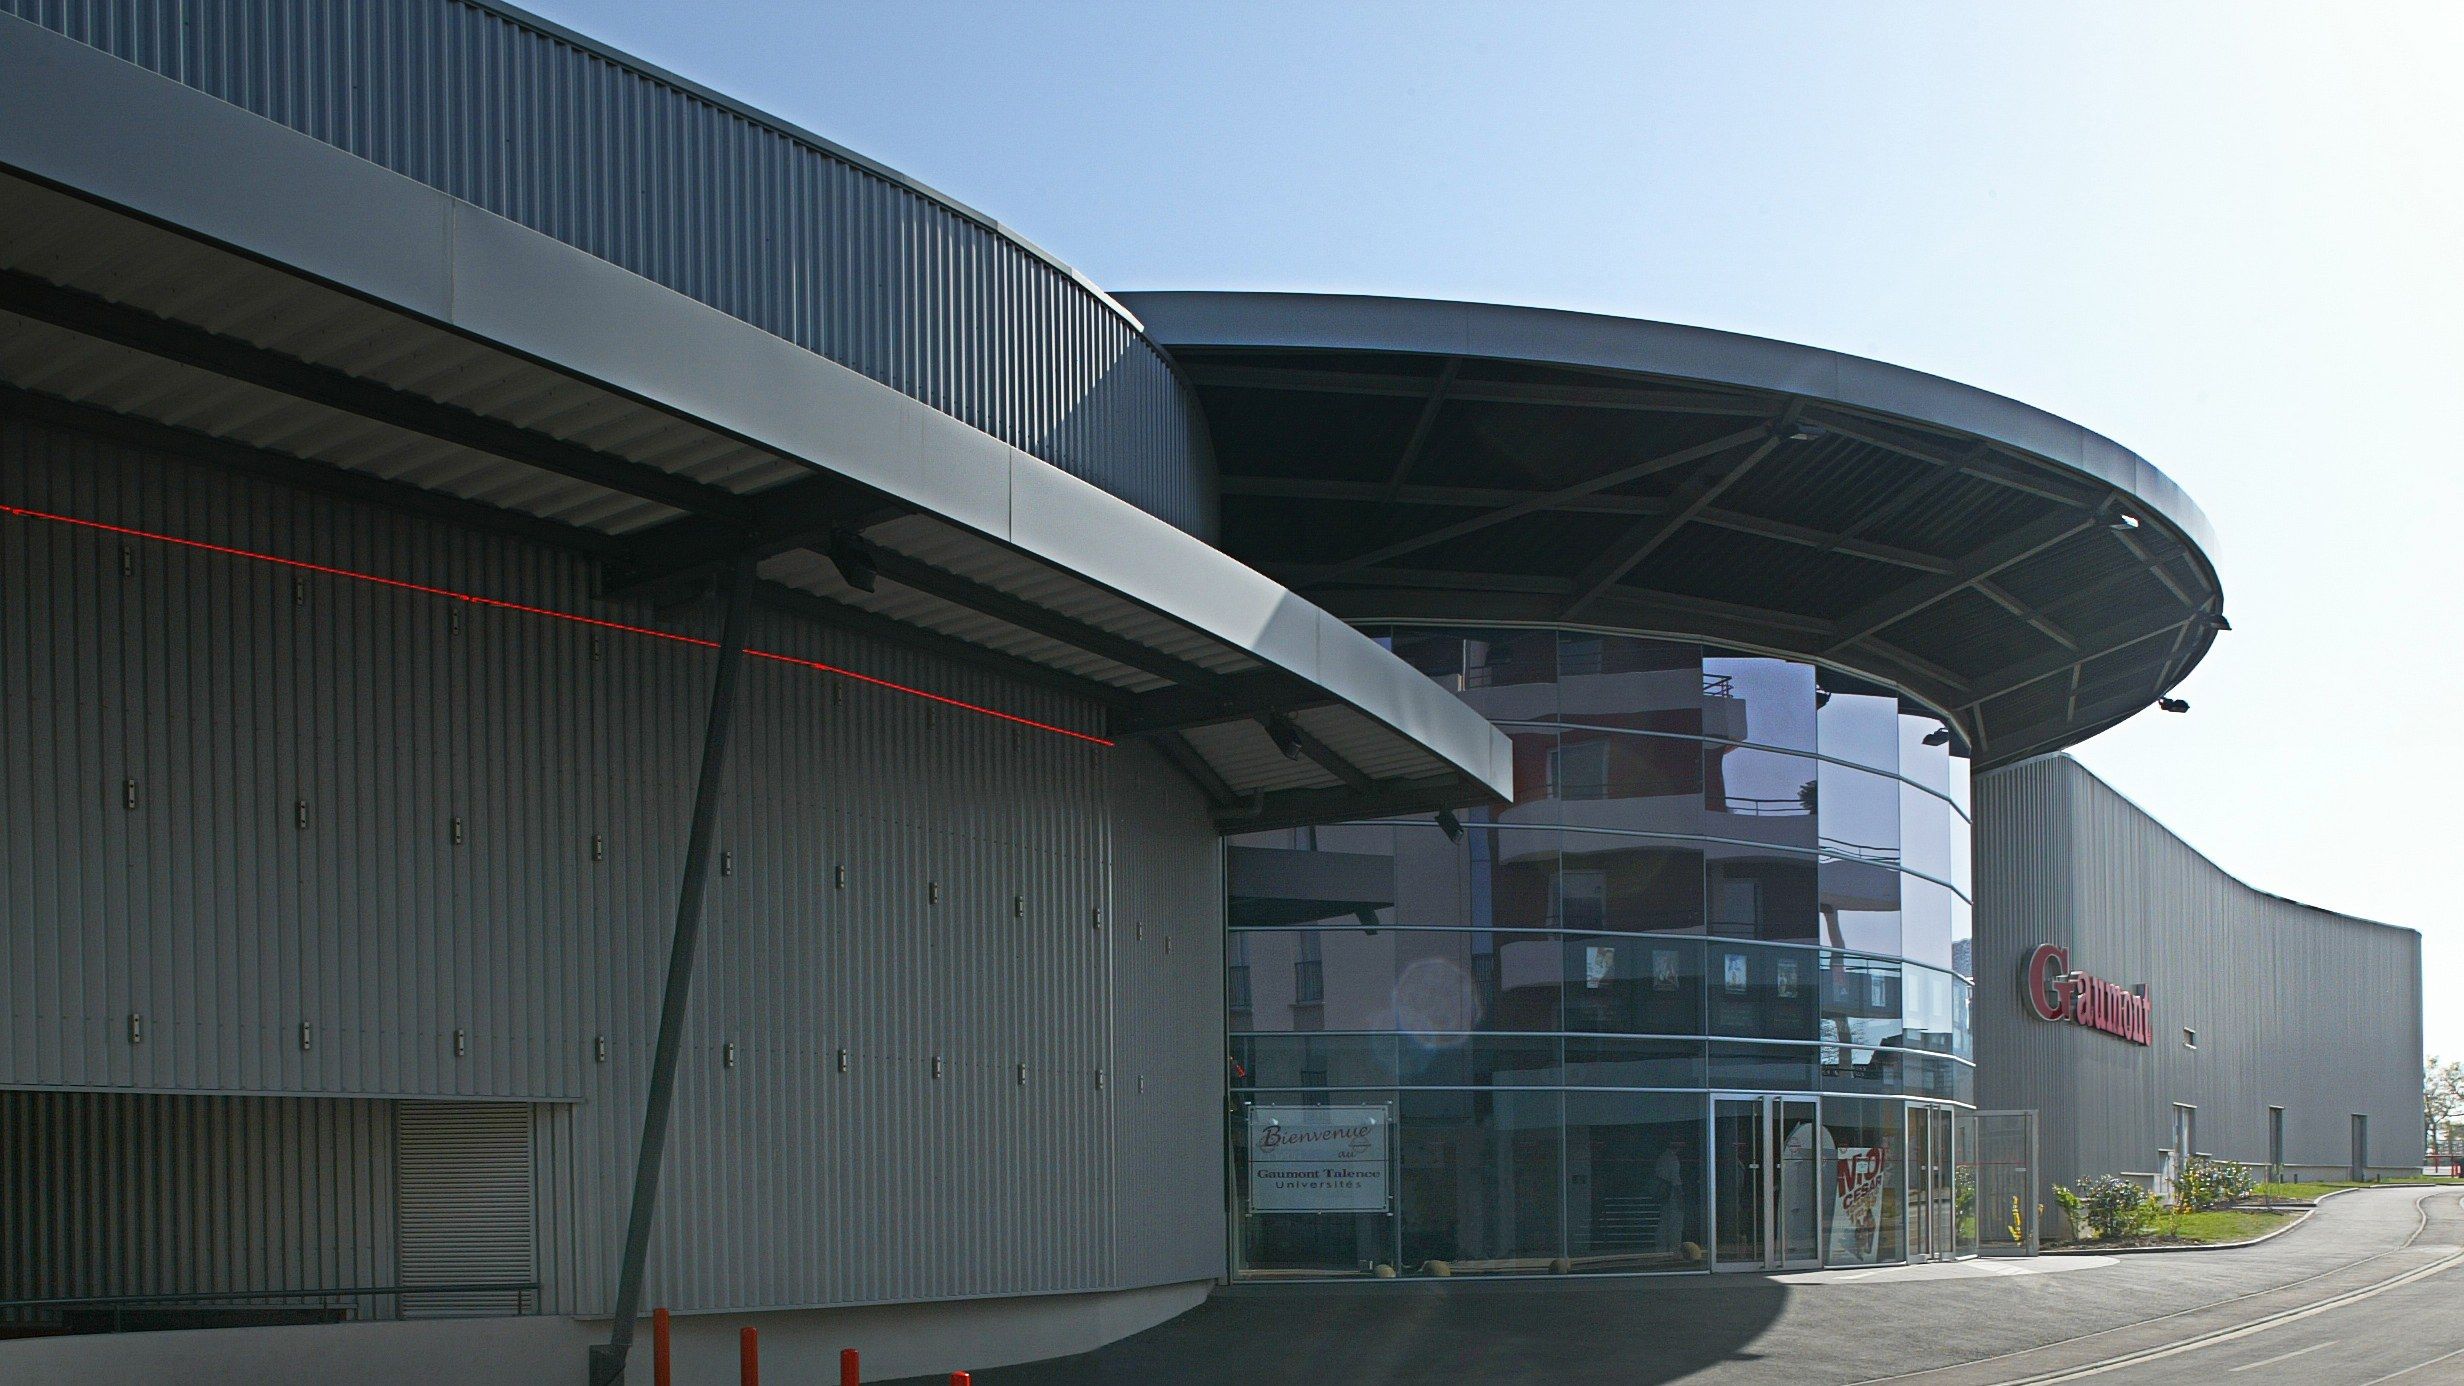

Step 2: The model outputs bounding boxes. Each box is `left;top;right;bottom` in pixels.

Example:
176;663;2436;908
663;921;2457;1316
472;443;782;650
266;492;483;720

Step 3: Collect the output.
882;1185;2464;1385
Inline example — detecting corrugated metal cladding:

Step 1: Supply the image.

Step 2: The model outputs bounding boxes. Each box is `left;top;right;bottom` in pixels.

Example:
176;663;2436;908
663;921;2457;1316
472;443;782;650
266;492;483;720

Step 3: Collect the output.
0;1090;398;1309
0;0;1218;539
1973;754;2421;1201
0;411;1227;1314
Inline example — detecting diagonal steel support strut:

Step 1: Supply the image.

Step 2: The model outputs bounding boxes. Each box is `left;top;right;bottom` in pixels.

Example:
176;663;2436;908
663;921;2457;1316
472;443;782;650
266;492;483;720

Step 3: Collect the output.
590;559;756;1386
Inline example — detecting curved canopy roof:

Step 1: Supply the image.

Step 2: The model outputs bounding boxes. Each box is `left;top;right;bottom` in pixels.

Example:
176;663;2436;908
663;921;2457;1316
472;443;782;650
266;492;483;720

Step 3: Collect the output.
1125;291;2226;768
0;21;1510;830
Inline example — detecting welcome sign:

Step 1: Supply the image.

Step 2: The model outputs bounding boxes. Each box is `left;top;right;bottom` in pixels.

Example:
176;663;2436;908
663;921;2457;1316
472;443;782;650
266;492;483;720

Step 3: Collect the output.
1247;1106;1390;1213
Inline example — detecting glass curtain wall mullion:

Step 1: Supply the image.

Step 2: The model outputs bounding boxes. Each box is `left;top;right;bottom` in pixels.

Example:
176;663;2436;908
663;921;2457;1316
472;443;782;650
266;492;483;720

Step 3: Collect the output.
1228;625;1972;1282
1490;718;1974;822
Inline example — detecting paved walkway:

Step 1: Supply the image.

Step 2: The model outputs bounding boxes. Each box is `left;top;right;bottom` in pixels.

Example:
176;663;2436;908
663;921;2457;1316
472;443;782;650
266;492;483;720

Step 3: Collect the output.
883;1186;2464;1385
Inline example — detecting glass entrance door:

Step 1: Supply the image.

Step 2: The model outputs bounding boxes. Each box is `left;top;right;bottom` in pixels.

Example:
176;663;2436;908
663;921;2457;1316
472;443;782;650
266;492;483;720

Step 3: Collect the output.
1909;1104;1958;1261
1711;1094;1823;1271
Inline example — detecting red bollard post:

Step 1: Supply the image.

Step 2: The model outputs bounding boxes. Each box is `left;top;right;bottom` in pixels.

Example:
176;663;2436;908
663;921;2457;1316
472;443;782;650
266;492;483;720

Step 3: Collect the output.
840;1347;861;1386
651;1308;673;1386
949;1374;972;1386
740;1325;760;1386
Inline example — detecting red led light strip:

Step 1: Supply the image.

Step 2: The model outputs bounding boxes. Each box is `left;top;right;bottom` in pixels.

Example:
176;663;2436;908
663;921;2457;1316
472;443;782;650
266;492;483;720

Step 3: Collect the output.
0;503;1114;747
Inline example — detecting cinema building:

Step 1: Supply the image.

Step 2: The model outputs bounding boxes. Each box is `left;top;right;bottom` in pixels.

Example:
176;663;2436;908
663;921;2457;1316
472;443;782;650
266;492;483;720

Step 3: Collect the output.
0;5;2421;1382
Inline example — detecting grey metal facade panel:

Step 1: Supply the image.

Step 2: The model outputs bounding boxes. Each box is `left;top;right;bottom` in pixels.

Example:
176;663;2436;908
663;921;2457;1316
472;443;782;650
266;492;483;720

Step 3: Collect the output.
1;0;1217;539
0;1091;398;1305
1973;754;2421;1201
0;409;1227;1314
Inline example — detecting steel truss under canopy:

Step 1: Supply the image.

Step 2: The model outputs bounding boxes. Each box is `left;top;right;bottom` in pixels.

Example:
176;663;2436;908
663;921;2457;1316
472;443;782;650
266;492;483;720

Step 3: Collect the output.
1126;292;2225;767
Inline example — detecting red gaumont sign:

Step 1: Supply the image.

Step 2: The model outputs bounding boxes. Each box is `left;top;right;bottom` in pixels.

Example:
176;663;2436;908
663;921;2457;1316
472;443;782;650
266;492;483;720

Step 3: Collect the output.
2022;944;2150;1046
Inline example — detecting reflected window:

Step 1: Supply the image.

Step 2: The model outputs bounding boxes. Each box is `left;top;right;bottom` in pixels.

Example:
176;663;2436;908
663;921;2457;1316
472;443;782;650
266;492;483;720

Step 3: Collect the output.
1704;655;1817;752
1704;746;1819;845
1561;837;1705;934
1706;845;1817;942
1548;737;1610;801
1819;856;1901;956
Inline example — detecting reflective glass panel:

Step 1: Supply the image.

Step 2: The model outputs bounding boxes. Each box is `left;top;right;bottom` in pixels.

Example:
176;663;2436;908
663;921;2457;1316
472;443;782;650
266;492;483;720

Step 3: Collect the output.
1560;834;1705;934
1562;1037;1708;1089
1566;1093;1707;1270
1705;942;1820;1041
1552;728;1703;839
1818;952;1904;1094
1817;758;1898;863
1232;1091;1395;1276
1708;1040;1815;1090
1902;876;1955;973
1398;1091;1563;1273
1817;687;1901;774
1461;631;1559;720
1821;1098;1906;1264
1704;654;1817;752
1560;635;1704;733
1704;746;1819;849
1899;781;1955;886
1897;712;1952;793
1562;934;1704;1035
1819;856;1901;956
1705;843;1819;942
1233;1033;1402;1088
1398;1033;1563;1087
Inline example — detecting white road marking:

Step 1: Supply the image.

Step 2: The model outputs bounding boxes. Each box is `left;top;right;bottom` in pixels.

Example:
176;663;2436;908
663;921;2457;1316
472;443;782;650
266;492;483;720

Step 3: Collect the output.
2360;1345;2464;1385
2228;1340;2336;1373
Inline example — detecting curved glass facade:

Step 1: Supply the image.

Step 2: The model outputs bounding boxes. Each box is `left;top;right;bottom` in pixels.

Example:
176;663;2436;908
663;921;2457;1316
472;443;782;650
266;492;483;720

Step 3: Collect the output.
1228;628;1977;1278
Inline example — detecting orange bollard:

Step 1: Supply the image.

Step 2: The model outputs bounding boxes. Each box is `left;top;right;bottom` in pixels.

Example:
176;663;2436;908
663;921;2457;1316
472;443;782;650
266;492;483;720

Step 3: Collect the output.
651;1308;673;1386
740;1325;760;1386
840;1347;861;1386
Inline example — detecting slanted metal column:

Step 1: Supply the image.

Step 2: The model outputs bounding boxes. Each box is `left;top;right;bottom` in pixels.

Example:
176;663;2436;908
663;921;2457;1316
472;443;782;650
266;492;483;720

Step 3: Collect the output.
591;561;755;1386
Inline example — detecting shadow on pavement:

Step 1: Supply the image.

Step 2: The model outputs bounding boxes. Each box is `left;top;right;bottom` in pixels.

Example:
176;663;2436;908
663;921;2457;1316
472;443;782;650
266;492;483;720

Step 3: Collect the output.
883;1275;1792;1384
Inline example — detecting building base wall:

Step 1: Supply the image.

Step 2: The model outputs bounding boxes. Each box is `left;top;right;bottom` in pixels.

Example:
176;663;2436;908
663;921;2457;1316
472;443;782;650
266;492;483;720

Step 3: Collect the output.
0;1281;1213;1385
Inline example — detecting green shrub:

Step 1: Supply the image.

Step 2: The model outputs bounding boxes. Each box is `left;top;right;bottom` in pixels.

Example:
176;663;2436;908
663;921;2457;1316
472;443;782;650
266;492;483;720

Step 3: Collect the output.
2173;1156;2257;1212
2055;1174;2157;1240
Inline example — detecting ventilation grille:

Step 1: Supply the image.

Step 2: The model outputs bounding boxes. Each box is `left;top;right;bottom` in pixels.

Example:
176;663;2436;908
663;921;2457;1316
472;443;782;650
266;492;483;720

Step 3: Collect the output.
397;1102;536;1317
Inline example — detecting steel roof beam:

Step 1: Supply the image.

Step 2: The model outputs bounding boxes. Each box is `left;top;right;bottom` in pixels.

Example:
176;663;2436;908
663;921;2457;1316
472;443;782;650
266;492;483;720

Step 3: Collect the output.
1976;578;2078;651
0;270;761;527
853;542;1241;694
601;475;910;600
1382;357;1459;499
1798;408;2100;510
1151;730;1240;808
1224;477;1953;574
1562;429;1788;620
1301;424;1773;587
1108;676;1332;737
1214;774;1495;835
1273;715;1378;794
1963;604;2209;710
1186;362;1764;416
1821;507;2103;655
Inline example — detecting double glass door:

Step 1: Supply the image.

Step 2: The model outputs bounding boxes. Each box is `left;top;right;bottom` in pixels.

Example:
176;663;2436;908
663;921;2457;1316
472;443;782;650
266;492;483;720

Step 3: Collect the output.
1711;1094;1823;1271
1909;1103;1959;1261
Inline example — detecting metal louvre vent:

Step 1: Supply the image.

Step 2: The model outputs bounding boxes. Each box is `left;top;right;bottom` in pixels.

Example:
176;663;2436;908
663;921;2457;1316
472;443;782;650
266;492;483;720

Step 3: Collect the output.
397;1102;536;1317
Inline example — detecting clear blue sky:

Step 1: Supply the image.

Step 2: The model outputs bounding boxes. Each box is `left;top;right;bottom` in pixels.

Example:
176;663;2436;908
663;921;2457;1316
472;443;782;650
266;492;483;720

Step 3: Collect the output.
533;1;2462;1056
